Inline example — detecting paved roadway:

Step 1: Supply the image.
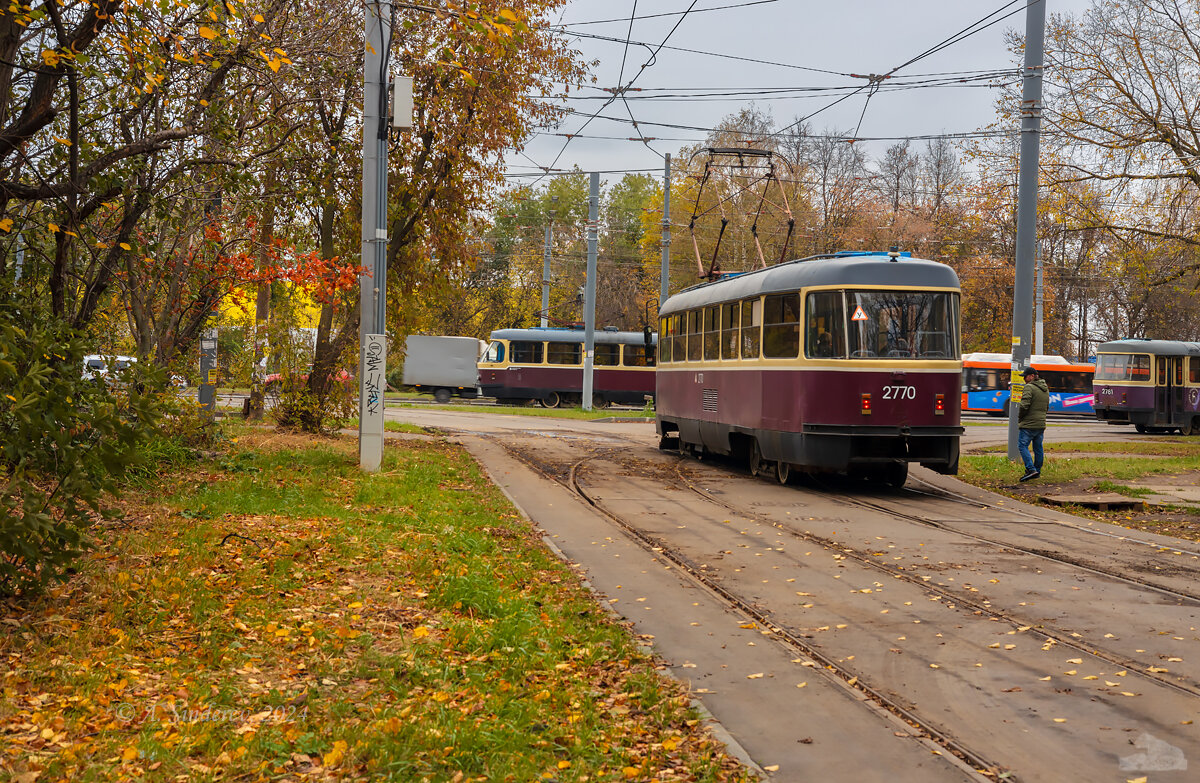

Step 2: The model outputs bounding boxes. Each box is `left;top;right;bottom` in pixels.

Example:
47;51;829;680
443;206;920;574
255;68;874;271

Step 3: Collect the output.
376;406;1198;783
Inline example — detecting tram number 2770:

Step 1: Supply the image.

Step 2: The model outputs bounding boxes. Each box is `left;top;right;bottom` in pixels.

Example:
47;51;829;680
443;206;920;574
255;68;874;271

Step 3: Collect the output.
881;385;917;400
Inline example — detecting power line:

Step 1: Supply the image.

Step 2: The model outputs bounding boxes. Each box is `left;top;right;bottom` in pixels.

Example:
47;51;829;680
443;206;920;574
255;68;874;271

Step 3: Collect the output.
533;0;703;181
767;0;1032;141
556;0;779;28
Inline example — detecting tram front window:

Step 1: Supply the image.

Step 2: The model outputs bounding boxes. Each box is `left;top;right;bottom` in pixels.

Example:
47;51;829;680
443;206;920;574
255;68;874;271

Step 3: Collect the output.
1095;354;1151;381
483;341;505;363
845;290;959;359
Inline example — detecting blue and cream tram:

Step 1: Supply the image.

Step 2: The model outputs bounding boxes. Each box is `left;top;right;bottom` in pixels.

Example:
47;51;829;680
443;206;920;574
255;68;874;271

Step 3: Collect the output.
655;251;963;486
1093;339;1200;434
478;327;657;408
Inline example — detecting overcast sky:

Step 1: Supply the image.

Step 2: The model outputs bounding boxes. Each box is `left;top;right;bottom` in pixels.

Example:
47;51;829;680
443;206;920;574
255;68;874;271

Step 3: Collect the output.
506;0;1095;183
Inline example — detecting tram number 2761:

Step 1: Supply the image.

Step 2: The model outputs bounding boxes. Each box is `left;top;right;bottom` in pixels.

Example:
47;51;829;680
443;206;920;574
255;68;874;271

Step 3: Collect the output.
881;385;917;400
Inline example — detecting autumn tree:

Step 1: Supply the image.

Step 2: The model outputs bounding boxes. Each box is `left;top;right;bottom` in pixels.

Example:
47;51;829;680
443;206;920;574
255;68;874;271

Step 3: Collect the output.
303;0;587;408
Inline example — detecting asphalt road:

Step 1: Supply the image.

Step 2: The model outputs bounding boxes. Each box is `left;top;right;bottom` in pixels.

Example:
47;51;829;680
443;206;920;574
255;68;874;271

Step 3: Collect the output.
380;407;1198;782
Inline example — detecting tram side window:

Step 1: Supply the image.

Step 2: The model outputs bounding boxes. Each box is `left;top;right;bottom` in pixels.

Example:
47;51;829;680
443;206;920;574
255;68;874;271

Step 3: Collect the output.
1175;357;1185;385
672;314;686;362
1191;357;1200;384
624;344;655;367
1158;359;1167;385
687;310;702;361
483;341;505;363
547;342;582;365
660;317;672;363
762;294;801;358
594;344;619;366
511;341;543;364
740;298;761;359
703;306;720;360
804;291;847;359
720;302;739;359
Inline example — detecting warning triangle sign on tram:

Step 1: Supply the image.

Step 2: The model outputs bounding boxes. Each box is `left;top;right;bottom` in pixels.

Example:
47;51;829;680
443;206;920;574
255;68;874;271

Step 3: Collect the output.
851;305;868;322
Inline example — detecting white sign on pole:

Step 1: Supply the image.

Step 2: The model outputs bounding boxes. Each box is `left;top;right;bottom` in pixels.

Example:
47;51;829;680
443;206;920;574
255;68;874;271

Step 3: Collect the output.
359;333;387;471
392;76;413;129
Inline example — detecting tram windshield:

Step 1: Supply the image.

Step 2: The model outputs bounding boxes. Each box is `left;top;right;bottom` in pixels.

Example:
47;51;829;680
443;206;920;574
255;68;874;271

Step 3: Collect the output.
1094;353;1151;381
482;341;505;363
805;290;959;359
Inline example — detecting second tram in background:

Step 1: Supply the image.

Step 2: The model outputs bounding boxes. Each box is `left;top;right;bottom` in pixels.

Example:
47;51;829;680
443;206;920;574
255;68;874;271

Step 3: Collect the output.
656;250;962;487
961;353;1095;415
1092;339;1200;434
478;327;657;408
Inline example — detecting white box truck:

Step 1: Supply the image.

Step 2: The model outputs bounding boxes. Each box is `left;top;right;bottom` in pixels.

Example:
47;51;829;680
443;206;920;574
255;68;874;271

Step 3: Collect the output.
401;335;485;403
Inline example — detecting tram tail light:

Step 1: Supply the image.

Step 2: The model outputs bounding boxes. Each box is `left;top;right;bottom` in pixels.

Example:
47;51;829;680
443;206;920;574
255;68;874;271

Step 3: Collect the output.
1121;392;1127;404
861;393;872;415
935;393;945;415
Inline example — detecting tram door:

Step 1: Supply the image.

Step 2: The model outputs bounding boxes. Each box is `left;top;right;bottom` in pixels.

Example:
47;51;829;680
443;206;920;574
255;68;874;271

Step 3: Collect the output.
1171;357;1186;425
1155;358;1170;427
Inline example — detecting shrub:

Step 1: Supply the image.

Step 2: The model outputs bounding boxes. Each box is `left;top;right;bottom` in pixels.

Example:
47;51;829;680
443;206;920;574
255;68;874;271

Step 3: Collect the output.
0;306;162;595
271;369;356;433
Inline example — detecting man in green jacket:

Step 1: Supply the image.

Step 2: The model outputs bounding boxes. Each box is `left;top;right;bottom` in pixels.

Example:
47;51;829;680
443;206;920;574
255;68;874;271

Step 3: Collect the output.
1018;366;1050;481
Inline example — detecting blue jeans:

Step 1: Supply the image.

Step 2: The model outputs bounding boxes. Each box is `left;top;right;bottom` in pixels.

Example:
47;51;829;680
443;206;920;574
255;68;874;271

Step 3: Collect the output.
1018;428;1044;473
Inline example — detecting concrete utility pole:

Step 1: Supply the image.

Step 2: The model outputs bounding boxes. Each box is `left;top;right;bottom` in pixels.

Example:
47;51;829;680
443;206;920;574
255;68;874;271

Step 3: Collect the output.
1007;0;1046;461
660;153;671;307
358;0;390;472
540;196;556;328
582;172;599;411
1035;251;1044;355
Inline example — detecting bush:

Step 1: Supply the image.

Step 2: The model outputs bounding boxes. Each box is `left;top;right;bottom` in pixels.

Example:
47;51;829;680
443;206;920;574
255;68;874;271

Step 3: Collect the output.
0;306;162;595
270;369;356;433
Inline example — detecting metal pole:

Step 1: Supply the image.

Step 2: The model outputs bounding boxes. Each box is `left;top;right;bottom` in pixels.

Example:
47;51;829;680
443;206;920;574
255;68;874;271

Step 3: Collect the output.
359;0;389;472
1007;0;1046;461
582;172;599;411
13;240;23;282
660;153;671;306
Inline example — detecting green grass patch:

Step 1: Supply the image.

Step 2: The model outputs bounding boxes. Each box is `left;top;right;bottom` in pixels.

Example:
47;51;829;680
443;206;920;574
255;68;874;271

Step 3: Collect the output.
0;431;749;782
341;418;429;434
961;453;1200;486
976;440;1200;457
394;401;654;421
1091;480;1155;498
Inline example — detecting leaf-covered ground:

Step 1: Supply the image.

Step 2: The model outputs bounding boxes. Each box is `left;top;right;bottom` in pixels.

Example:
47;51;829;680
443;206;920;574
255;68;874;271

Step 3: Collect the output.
1;429;754;782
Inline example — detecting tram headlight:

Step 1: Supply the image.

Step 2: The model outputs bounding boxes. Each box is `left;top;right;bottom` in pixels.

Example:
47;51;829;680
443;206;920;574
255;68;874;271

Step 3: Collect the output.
861;393;872;415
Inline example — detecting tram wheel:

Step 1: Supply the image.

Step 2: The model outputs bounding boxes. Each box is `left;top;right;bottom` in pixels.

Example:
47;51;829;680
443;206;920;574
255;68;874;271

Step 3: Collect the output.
749;440;765;477
591;395;609;409
1135;423;1147;434
1181;418;1197;436
882;461;909;489
540;391;561;408
775;460;793;485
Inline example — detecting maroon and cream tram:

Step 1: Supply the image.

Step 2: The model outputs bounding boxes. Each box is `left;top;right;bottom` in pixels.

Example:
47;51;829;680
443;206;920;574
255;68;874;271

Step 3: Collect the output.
478;327;657;407
656;251;963;486
1092;339;1200;434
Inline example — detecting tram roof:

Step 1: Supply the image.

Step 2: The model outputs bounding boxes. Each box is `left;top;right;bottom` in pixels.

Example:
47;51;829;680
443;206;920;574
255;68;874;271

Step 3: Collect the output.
1096;339;1200;356
659;252;960;316
488;327;657;345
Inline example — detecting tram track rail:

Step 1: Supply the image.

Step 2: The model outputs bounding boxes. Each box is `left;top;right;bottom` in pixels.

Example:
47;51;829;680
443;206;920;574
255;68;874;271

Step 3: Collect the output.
904;473;1200;560
673;459;1200;701
492;437;1013;781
